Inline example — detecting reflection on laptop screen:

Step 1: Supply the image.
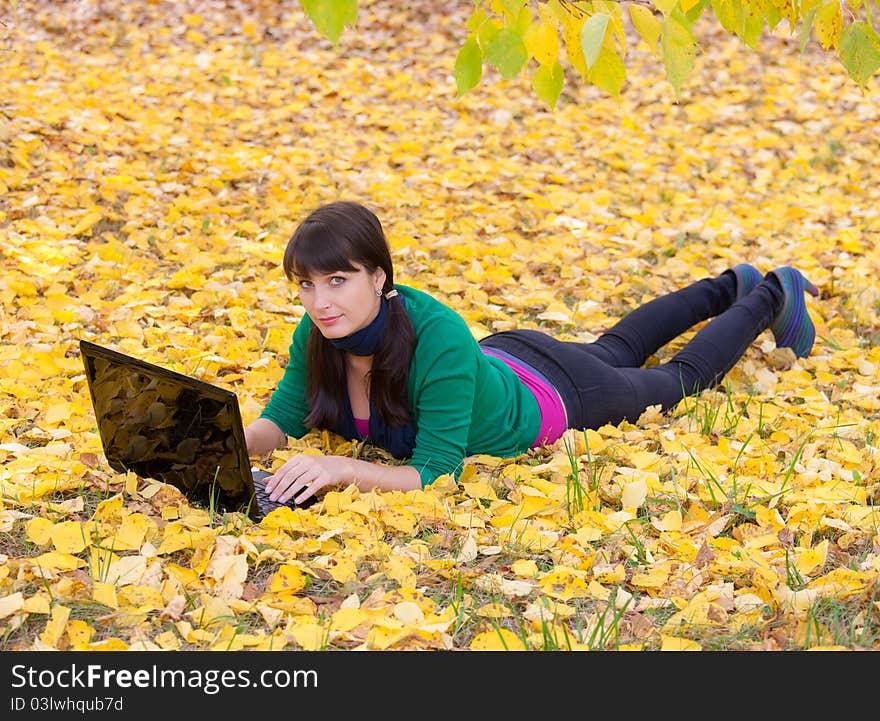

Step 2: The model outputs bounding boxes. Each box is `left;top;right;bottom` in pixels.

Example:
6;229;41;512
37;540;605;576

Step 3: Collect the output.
80;341;254;513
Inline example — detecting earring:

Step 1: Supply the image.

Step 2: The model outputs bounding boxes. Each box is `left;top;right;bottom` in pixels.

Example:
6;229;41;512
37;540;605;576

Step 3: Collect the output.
375;288;382;296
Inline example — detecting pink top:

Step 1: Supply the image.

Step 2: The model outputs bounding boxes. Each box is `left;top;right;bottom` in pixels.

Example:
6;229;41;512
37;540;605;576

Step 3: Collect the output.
353;348;568;448
481;347;567;447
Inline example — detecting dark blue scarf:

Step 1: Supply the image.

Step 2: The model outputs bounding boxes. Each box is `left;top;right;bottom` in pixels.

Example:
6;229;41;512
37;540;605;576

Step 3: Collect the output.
329;294;416;459
329;294;390;356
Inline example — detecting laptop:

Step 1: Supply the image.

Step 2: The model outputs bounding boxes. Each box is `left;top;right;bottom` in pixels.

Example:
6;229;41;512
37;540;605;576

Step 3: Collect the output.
78;339;315;520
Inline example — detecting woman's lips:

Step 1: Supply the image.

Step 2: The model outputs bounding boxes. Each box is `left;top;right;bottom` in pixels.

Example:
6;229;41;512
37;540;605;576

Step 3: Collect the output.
318;315;342;326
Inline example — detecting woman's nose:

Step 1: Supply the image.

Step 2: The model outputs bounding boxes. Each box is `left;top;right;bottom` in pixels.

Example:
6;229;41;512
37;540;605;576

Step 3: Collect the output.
313;286;331;308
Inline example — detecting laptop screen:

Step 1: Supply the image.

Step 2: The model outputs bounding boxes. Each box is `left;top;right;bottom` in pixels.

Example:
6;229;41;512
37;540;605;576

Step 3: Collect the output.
79;340;255;514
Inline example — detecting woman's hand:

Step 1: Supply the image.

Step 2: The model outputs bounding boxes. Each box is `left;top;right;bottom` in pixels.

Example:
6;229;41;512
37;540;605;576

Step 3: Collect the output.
264;454;353;506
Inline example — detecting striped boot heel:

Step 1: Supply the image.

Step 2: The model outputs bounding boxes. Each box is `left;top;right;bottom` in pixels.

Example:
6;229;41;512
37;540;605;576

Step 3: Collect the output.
767;266;819;358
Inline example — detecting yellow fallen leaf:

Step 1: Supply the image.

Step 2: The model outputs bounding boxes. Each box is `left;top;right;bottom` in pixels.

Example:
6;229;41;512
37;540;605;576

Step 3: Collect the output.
71;208;104;236
30;551;86;573
386;556;417;589
207;553;248;600
394;601;425;624
288;622;329;651
39;604;70;648
44;401;75;426
103;555;147;586
93;581;119;609
536;310;571;323
661;635;702;651
470;628;526;650
92;494;124;525
188;596;234;629
164;563;200;588
366;621;410;650
499;578;534;597
269;564;307;594
499;526;558;552
511;559;539;577
379;506;418;533
112;513;155;550
653;509;682;532
775;585;820;613
0;592;25;619
23;594;51;614
330;607;373;633
84;638;129;651
25;518;54;546
621;479;648;509
522;599;575;624
50;520;89;554
455;532;478;563
794;540;829;576
631;566;669;589
321;554;357;584
117;585;165;613
537;569;590;600
476;603;513;619
154;630;183;650
66;619;94;647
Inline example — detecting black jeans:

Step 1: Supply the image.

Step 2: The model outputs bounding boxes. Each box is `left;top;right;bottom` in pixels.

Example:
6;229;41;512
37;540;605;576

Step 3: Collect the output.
479;273;783;430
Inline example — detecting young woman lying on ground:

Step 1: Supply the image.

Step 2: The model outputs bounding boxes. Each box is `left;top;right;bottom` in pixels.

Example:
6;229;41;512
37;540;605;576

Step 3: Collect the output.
244;201;819;506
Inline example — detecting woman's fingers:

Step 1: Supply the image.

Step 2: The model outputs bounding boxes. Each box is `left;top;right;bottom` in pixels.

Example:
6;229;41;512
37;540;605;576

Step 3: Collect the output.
267;457;320;503
279;468;317;503
266;459;303;500
264;455;345;505
268;470;301;502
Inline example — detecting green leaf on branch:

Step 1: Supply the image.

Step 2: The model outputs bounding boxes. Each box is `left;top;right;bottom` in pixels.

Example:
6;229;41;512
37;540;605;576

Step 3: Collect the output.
466;8;489;33
814;0;843;50
662;12;696;96
299;0;357;45
478;17;502;50
512;5;533;35
581;13;610;70
799;5;818;52
502;0;527;17
588;46;626;96
524;21;560;65
769;0;798;28
629;4;663;53
485;27;528;79
684;0;711;21
712;0;742;35
532;61;565;108
455;37;483;96
839;21;880;87
740;0;766;48
653;0;680;16
764;3;782;32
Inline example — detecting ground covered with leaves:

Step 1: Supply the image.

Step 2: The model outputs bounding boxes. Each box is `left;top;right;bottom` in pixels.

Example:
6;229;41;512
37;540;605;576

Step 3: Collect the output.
2;0;880;651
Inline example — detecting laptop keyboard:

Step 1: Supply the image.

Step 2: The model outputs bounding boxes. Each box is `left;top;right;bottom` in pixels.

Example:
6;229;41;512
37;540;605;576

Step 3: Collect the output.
252;471;318;517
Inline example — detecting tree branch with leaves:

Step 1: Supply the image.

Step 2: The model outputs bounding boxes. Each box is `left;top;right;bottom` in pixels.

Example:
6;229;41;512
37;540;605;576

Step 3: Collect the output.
299;0;879;106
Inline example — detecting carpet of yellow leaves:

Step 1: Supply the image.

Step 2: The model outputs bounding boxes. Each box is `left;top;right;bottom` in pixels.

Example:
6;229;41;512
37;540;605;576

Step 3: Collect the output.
1;1;879;651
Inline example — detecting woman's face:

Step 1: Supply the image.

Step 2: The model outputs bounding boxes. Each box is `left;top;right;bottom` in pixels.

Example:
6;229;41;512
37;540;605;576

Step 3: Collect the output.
296;263;386;341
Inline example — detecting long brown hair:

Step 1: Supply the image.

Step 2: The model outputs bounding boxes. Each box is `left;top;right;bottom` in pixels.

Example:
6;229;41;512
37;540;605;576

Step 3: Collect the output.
283;201;415;428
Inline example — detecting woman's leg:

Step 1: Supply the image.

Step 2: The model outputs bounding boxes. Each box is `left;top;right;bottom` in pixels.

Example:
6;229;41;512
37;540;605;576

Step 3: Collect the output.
571;279;784;427
480;267;809;431
581;272;740;368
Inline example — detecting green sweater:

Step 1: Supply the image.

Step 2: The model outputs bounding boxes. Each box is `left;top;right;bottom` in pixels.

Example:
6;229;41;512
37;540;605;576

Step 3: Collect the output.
259;284;541;486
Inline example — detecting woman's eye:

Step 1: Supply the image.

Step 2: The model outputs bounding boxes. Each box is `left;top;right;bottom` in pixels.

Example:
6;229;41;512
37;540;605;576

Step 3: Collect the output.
298;280;313;289
329;276;346;286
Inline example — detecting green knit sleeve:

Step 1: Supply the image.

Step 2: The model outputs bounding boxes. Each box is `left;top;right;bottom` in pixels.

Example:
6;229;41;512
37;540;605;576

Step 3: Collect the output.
259;317;311;439
406;313;479;487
